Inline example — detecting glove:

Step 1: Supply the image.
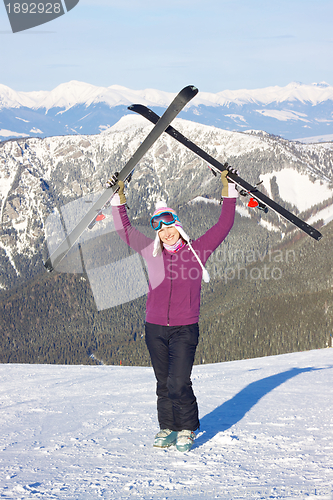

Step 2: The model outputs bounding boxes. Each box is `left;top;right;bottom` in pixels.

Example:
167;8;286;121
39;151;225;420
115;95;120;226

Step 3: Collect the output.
106;172;119;188
221;165;239;198
110;179;127;206
117;180;127;205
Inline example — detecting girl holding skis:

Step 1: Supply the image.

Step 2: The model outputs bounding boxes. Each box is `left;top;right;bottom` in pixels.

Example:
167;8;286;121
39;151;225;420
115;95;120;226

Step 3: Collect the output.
109;167;238;452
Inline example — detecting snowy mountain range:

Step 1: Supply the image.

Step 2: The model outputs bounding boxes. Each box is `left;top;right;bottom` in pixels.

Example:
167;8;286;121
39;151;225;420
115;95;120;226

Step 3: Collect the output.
1;81;333;142
1;115;333;293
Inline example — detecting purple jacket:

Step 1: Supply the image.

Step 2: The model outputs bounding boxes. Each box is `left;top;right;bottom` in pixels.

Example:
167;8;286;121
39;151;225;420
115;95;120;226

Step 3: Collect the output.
112;198;236;326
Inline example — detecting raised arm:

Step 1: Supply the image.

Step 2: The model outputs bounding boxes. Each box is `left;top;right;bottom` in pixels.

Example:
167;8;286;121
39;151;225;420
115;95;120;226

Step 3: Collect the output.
192;168;238;264
111;180;154;256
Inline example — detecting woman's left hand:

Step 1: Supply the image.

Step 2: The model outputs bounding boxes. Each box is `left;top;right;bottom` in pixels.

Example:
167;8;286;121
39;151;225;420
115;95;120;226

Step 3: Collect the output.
221;165;239;198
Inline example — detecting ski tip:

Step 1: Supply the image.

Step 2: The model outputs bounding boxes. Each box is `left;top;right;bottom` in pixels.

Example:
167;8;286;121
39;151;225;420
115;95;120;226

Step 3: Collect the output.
313;231;323;241
128;104;145;112
128;86;198;113
305;224;323;241
43;260;54;273
181;85;199;97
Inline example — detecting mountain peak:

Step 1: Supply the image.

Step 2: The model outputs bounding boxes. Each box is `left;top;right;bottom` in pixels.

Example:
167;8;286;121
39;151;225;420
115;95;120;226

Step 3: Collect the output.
312;81;330;87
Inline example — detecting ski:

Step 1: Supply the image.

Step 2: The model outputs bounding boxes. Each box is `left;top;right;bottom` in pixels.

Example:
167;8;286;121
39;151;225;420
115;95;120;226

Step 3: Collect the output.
129;104;323;241
44;85;199;272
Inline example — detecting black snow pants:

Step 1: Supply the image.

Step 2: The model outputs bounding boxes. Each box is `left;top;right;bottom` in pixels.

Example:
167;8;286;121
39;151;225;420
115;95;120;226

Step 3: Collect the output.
145;322;200;432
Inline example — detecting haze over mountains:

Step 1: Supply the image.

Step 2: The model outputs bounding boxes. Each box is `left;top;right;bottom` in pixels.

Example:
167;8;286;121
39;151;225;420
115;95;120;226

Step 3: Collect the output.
1;81;333;143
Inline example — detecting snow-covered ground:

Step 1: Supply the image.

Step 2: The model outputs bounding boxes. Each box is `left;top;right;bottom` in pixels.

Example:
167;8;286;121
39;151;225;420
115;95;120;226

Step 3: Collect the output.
1;349;332;500
259;169;333;212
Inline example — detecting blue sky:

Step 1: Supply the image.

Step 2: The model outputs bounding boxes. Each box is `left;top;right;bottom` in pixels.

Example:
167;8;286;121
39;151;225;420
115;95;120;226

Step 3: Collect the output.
0;0;332;93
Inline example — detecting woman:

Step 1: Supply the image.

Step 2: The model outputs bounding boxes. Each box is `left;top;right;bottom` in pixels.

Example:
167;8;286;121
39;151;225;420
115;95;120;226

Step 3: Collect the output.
110;168;238;452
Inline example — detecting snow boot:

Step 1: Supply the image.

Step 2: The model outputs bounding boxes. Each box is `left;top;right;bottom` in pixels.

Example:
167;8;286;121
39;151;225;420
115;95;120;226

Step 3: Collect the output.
176;430;195;452
153;429;177;448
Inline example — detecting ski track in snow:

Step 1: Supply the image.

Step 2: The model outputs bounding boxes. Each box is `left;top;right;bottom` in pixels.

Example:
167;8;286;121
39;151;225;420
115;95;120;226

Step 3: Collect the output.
0;350;333;500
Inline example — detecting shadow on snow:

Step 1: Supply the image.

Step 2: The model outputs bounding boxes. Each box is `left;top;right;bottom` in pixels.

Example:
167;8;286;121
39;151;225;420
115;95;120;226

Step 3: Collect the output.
195;366;328;448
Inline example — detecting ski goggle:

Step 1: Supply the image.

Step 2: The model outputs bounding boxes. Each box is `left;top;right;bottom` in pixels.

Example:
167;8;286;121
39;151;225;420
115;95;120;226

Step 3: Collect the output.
150;211;180;231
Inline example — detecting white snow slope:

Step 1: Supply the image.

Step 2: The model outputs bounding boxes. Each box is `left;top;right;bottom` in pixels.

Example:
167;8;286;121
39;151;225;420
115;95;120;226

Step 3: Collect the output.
1;349;333;500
